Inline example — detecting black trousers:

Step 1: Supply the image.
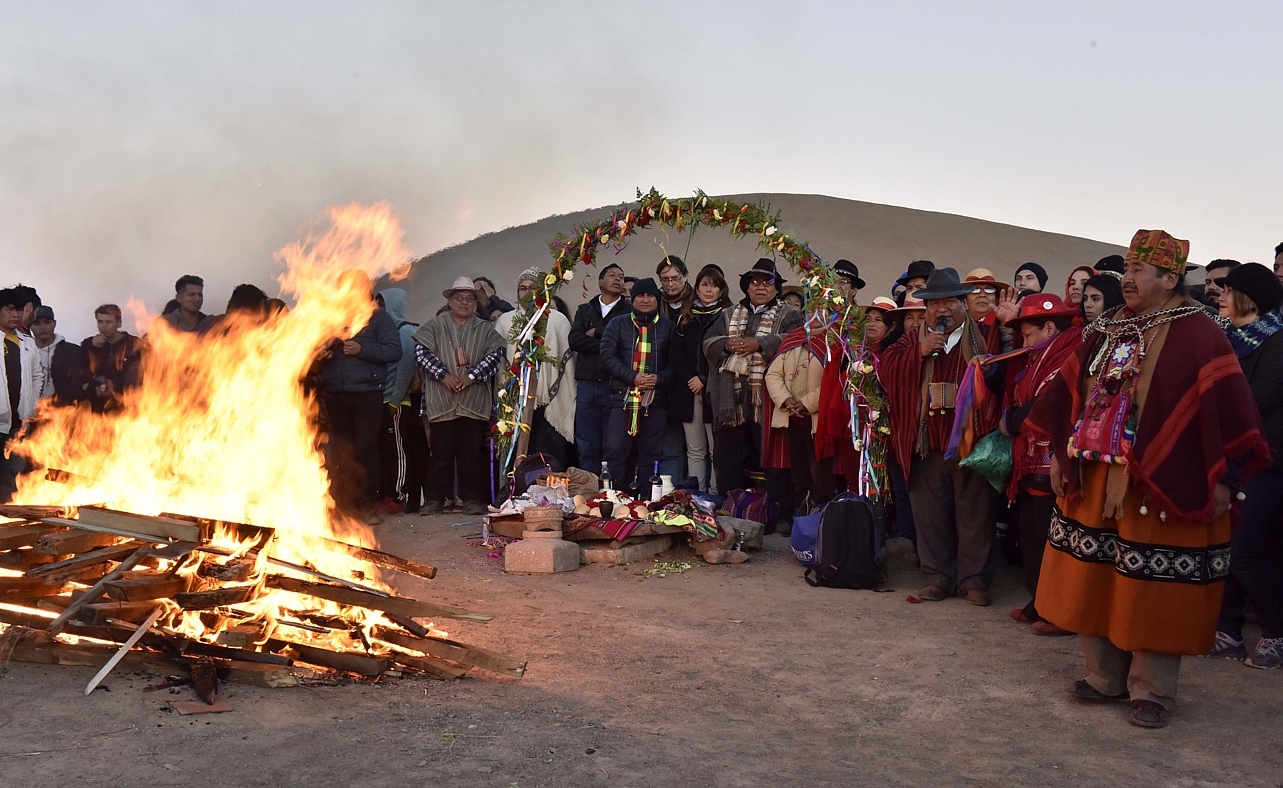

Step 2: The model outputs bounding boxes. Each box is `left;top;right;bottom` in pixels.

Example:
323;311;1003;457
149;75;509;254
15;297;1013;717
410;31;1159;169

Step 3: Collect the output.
1218;467;1283;639
712;421;791;521
1016;489;1056;620
378;400;430;509
529;407;573;470
425;416;491;505
325;390;384;513
604;407;666;491
787;419;835;511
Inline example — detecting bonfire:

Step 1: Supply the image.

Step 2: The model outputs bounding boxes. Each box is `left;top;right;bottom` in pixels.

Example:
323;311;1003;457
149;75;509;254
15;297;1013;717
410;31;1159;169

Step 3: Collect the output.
0;204;524;701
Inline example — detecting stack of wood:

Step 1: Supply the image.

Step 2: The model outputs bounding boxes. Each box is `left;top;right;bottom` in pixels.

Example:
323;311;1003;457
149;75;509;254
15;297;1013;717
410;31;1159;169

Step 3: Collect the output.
0;505;526;698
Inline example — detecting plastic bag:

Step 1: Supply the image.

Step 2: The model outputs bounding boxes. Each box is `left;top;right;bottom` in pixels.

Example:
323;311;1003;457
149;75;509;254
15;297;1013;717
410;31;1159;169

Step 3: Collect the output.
958;430;1013;492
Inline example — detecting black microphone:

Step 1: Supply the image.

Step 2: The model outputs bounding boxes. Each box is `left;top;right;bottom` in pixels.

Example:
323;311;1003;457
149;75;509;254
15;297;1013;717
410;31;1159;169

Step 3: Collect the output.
930;315;949;358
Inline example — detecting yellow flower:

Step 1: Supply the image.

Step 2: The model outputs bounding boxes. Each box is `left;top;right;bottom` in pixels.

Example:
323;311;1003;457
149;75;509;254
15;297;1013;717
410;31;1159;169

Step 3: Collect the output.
544;273;558;286
833;296;845;306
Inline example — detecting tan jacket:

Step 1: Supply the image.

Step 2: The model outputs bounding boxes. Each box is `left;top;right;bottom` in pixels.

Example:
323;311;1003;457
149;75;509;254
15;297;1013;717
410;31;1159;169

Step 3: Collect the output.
764;344;824;433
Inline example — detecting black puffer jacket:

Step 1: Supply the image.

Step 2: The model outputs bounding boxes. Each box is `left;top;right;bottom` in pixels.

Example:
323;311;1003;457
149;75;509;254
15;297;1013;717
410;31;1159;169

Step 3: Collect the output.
569;296;631;381
599;311;677;409
1241;330;1283;471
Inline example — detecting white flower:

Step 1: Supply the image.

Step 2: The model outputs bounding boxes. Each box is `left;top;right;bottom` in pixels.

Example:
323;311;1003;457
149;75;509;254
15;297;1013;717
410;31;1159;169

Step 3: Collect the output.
764;225;777;236
869;409;880;422
854;440;864;451
563;270;573;281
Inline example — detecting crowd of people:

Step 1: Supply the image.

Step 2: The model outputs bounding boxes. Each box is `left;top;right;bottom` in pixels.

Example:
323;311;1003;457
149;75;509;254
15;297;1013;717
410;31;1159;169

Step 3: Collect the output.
2;235;1281;730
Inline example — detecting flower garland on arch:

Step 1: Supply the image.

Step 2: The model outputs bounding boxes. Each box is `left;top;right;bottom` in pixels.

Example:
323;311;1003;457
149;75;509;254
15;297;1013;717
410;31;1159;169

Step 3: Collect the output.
494;187;890;498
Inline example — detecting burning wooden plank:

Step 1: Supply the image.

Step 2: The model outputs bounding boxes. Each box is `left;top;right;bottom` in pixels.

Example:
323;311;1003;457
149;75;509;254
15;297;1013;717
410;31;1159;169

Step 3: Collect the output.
0;524;61;551
73;507;202;543
0;576;67;601
323;539;437;581
265;574;493;624
45;546;153;634
33;530;122;556
272;640;390;677
175;585;258;610
103;573;190;602
373;627;527;678
26;543;145;584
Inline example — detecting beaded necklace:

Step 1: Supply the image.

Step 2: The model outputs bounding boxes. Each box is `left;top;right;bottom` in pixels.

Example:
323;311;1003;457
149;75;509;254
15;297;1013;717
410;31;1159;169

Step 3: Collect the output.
1083;302;1206;377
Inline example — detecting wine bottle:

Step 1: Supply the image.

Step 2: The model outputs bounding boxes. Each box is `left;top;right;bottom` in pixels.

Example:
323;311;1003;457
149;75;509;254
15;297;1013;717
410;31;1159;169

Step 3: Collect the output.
649;461;663;503
599;461;613;492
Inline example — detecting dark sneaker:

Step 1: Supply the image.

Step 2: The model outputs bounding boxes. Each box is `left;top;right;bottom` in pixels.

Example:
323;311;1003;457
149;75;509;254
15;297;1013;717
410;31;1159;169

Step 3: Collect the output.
1246;637;1283;670
1128;700;1169;729
1202;630;1246;661
460;501;488;516
1068;679;1128;704
419;501;444;517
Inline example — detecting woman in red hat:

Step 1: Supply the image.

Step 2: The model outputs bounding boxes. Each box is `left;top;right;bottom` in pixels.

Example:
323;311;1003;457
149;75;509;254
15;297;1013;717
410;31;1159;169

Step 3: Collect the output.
998;294;1083;635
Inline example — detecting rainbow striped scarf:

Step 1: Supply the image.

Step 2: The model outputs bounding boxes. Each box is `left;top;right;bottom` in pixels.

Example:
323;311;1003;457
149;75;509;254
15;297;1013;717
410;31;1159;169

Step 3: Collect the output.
625;314;654;436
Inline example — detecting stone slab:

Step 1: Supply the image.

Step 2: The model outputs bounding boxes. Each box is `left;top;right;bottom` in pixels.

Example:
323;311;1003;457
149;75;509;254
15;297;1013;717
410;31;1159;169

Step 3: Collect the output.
580;535;672;566
505;532;580;574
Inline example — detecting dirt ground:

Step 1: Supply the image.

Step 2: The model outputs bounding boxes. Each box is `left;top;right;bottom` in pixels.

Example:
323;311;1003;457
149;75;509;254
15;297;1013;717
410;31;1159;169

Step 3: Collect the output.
3;513;1281;788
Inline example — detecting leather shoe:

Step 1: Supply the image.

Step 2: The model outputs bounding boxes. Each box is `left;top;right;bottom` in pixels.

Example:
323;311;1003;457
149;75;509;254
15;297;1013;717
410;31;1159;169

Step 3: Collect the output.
1032;620;1074;637
963;588;991;607
1128;700;1170;728
916;585;947;602
1009;608;1034;624
1068;679;1128;704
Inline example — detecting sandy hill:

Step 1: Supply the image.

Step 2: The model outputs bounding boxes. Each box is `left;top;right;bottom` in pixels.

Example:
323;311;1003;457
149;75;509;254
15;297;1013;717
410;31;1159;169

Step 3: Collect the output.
392;193;1126;323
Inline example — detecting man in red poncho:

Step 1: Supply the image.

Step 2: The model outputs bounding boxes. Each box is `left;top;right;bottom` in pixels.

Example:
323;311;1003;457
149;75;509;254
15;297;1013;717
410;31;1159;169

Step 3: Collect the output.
995;294;1082;635
1025;229;1270;729
881;268;1003;606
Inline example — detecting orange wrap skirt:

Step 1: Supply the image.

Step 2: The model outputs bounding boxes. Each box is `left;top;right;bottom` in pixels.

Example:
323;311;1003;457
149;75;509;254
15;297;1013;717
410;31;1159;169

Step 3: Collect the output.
1035;463;1230;655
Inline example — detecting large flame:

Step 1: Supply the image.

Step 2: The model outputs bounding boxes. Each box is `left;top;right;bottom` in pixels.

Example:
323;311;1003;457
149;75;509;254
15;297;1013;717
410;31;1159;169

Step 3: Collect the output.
8;203;420;645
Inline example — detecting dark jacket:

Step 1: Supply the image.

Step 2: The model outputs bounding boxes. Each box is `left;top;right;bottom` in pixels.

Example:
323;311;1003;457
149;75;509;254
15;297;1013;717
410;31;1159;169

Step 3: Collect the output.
569;295;631;382
1241;330;1283;471
320;307;404;393
51;340;92;407
668;306;725;423
599;311;677;410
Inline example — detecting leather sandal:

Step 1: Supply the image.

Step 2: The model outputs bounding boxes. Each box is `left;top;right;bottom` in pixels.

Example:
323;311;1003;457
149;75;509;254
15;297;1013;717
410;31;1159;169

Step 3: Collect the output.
1128;700;1170;728
1068;680;1128;704
963;588;991;607
1031;620;1074;637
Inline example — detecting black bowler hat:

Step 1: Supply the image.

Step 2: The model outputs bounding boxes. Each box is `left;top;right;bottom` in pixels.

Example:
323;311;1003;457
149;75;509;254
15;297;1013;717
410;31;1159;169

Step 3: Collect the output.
912;267;976;300
739;258;787;295
1215;262;1283;314
896;259;935;286
833;259;866;290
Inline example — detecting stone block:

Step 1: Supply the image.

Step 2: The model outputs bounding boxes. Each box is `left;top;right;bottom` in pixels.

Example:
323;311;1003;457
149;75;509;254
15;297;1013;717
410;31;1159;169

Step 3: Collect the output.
580;535;672;566
717;516;765;551
505;530;580;574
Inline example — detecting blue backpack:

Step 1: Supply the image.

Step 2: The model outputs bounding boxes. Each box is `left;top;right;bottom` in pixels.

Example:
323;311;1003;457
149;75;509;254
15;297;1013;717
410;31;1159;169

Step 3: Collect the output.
791;493;885;589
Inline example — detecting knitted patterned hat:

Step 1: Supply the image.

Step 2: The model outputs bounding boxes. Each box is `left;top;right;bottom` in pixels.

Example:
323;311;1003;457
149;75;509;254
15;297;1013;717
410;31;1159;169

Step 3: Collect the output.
1125;229;1190;275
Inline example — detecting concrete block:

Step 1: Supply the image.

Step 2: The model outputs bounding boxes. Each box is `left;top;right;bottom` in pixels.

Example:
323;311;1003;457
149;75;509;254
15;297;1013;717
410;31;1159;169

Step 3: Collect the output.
505;530;580;574
580;535;672;566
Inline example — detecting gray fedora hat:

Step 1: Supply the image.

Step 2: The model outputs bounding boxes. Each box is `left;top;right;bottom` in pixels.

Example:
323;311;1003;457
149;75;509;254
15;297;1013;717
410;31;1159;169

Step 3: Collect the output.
912;267;975;300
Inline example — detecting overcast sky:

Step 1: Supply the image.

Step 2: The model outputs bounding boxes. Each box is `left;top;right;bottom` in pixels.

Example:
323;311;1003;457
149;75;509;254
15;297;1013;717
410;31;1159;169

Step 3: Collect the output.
2;1;1279;337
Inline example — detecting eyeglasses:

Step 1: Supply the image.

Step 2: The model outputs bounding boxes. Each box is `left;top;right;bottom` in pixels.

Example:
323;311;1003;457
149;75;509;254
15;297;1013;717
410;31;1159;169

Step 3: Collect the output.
659;274;685;284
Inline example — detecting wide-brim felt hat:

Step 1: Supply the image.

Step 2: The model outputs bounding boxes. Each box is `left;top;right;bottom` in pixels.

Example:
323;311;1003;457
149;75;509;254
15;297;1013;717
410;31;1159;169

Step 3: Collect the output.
739;258;787;294
442;275;480;300
963;268;1009;290
912;267;975;300
781;284;805;298
833;259;866;290
865;296;898;314
888;297;927;315
1005;293;1079;327
896;260;935;286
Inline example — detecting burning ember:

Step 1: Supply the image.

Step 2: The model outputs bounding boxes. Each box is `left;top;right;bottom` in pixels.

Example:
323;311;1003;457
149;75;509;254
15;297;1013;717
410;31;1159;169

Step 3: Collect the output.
0;204;524;695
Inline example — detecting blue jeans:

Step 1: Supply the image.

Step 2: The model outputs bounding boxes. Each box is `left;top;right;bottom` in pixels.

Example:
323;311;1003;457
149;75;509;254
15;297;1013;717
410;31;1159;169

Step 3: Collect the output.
660;422;686;480
574;380;612;474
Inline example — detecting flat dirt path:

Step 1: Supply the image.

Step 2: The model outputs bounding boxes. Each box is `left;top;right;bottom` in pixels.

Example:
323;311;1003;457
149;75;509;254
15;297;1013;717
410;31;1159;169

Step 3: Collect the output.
3;513;1280;787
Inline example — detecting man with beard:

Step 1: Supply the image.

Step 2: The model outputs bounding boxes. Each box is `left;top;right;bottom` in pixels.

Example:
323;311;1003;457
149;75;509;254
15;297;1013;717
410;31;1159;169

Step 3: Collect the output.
1202;259;1241;309
1025;229;1269;728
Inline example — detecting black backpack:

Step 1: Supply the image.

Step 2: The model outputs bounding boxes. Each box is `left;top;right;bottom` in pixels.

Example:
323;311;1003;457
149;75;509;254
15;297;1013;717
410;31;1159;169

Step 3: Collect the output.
804;493;885;590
